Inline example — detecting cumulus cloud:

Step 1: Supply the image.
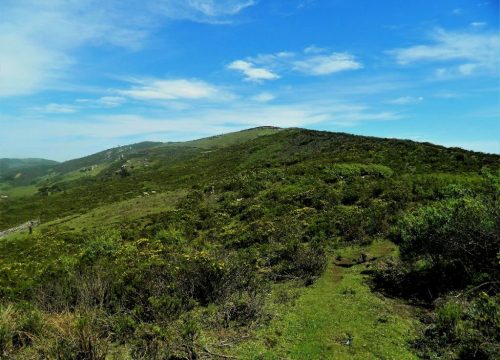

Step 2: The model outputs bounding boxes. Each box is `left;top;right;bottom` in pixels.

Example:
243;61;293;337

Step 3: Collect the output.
293;53;363;75
227;60;280;82
229;46;362;81
390;28;500;77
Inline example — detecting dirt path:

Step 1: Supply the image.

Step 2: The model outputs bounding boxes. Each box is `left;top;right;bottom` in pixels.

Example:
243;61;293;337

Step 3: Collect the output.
0;219;39;238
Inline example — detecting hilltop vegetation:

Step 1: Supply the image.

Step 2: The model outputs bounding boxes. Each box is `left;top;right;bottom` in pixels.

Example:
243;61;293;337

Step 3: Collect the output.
0;158;58;174
0;128;498;359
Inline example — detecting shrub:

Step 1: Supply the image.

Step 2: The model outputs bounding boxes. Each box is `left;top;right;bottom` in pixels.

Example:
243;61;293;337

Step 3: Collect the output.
0;305;16;357
38;311;110;360
324;163;394;180
268;241;327;283
414;294;500;359
396;196;498;278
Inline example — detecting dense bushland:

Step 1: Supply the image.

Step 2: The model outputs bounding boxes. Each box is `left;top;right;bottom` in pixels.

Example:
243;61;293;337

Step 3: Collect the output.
0;128;499;358
373;172;499;359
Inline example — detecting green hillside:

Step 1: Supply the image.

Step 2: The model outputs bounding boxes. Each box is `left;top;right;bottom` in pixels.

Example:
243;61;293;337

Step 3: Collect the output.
0;128;498;359
0;158;58;183
0;158;58;172
165;126;283;149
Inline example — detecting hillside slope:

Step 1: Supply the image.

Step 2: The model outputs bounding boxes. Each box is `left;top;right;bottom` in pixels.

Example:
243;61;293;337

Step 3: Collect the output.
1;128;498;230
0;127;498;359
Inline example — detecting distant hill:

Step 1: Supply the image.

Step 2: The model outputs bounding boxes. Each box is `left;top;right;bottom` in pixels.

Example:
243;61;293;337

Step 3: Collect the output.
0;128;283;190
53;141;163;174
164;126;283;149
1;126;498;229
0;158;58;173
0;158;59;185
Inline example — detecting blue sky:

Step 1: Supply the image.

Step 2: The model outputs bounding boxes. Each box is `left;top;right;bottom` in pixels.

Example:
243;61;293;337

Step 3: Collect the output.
0;0;499;161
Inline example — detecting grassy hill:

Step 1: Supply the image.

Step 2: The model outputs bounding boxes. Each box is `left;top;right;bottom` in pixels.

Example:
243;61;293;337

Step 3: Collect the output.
0;158;58;173
0;127;498;359
1;127;497;229
164;126;283;149
0;158;58;184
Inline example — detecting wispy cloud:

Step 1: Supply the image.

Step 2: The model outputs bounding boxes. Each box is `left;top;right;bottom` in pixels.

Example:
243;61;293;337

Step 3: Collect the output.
118;78;226;101
304;45;327;54
0;34;71;97
387;96;424;105
228;60;280;82
250;92;276;102
38;103;78;114
293;53;362;75
2;98;400;160
229;46;362;80
154;0;257;23
470;21;487;28
0;0;257;97
76;96;127;108
390;28;500;77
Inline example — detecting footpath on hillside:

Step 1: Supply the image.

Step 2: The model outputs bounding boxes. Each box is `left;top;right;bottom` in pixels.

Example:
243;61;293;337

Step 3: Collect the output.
212;240;419;360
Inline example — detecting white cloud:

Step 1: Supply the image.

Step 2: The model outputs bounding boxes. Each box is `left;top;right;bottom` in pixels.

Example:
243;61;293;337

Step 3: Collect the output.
457;63;478;75
435;63;479;78
7;101;399;142
0;34;70;97
154;0;257;23
388;96;424;105
293;53;363;75
304;45;327;54
228;60;280;82
470;22;487;28
40;103;77;114
0;0;257;97
390;28;500;76
229;46;362;80
433;91;462;99
250;92;276;102
77;96;127;107
98;96;128;107
119;78;223;100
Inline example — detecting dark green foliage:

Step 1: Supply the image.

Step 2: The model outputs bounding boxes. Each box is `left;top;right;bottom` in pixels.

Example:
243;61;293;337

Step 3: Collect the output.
396;196;498;277
414;294;500;359
0;158;58;186
373;172;500;358
0;128;499;358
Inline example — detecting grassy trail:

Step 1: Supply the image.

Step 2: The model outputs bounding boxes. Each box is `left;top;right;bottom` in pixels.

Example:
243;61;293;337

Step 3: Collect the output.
229;241;418;359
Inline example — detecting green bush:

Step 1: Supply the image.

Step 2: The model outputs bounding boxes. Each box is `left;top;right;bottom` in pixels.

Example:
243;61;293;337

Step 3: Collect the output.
396;196;498;278
415;294;500;359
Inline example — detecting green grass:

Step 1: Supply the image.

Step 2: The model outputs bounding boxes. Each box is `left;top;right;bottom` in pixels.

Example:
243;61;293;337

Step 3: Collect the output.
167;126;283;149
51;163;108;183
228;241;418;360
39;190;185;233
0;184;39;197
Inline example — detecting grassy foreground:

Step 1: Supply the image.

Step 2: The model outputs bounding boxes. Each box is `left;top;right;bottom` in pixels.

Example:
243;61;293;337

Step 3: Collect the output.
227;241;418;360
